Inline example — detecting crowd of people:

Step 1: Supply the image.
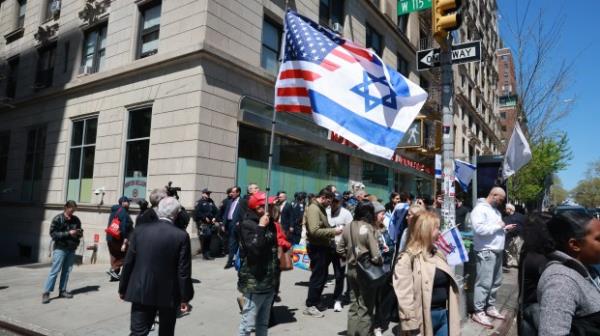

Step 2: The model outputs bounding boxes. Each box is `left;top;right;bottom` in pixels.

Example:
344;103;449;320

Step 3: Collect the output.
39;181;600;335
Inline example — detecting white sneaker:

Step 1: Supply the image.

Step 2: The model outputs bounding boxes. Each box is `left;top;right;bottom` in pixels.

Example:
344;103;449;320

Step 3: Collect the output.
471;311;493;328
373;327;383;336
333;301;342;312
303;306;324;318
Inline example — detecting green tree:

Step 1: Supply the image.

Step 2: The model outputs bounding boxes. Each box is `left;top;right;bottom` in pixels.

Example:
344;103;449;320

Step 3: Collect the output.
572;159;600;208
550;175;568;206
510;133;571;208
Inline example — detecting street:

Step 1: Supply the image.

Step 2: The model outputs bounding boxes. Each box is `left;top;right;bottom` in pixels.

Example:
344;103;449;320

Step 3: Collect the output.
0;255;517;336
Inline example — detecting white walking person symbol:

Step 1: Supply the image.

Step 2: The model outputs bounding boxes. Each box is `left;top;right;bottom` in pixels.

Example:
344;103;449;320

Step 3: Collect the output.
407;124;419;144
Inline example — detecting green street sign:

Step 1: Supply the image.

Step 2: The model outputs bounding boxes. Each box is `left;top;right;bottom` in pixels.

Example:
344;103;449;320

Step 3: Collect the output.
398;0;432;16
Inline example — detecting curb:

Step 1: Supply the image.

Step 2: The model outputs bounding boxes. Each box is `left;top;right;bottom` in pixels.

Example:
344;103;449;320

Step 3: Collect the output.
0;319;47;336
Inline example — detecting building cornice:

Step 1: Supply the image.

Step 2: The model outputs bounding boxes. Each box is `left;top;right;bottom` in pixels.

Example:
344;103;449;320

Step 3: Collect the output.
0;41;278;112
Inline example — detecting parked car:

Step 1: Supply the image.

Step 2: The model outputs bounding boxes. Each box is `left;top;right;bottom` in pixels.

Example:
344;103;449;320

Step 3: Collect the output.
588;208;600;219
553;205;590;216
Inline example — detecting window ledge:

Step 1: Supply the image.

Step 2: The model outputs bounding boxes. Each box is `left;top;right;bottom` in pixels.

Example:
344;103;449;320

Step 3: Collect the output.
4;27;24;43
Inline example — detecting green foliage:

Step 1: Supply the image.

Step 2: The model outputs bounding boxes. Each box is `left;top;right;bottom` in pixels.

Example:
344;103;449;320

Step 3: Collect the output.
572;159;600;208
510;133;571;205
550;176;568;206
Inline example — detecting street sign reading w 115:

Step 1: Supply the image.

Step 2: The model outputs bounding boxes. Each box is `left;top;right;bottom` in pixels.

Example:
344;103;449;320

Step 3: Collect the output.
398;0;432;16
417;41;482;71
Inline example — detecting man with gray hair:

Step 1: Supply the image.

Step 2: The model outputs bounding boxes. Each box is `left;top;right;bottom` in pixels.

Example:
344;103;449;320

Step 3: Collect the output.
135;188;167;226
119;197;194;335
503;203;525;269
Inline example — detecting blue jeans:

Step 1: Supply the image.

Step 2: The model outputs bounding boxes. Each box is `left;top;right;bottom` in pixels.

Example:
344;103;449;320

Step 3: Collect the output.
473;249;503;312
431;308;449;336
43;248;75;293
239;291;275;336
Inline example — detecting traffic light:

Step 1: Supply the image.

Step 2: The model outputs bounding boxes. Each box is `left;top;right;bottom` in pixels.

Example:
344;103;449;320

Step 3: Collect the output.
432;0;462;46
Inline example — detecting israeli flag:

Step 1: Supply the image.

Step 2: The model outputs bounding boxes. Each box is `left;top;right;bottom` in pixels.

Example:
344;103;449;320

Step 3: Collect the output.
436;227;469;266
454;159;476;192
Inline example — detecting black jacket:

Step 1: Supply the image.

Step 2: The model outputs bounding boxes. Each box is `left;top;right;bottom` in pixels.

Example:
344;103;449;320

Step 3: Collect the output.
50;213;82;251
194;197;218;224
238;211;279;294
279;201;294;232
135;208;158;227
290;202;305;234
119;219;194;308
223;197;244;230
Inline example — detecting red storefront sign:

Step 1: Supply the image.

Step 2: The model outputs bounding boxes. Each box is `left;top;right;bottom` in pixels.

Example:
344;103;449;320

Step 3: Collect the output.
329;132;434;175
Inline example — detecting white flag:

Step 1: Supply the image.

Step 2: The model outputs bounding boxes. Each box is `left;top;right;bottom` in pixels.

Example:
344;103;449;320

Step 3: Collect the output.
502;123;532;180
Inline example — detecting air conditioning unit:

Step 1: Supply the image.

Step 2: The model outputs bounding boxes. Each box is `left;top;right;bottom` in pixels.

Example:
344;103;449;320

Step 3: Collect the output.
79;65;94;75
50;0;61;15
332;22;342;34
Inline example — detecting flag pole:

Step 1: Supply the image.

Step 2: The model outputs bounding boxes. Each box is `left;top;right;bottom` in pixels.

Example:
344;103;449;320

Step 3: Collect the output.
265;5;289;215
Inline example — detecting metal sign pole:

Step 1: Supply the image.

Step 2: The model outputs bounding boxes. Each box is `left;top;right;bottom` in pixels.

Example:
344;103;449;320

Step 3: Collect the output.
441;34;456;230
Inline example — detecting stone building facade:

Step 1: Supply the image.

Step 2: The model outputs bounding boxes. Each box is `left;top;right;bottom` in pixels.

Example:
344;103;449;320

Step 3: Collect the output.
496;47;519;146
451;0;502;162
0;0;436;263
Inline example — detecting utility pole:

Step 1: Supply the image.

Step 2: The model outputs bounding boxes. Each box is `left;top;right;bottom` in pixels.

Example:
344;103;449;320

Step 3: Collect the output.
432;0;461;229
440;37;455;229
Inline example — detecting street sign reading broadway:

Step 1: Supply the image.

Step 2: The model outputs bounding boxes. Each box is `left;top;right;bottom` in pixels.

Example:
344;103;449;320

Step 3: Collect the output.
417;41;482;71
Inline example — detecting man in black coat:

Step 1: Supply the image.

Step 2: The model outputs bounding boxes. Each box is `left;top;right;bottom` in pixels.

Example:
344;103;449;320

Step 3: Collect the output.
119;197;194;336
277;191;294;235
223;186;244;269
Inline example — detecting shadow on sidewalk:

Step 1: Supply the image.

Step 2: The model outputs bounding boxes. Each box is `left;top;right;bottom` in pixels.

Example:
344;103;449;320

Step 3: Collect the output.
71;285;100;295
270;305;297;326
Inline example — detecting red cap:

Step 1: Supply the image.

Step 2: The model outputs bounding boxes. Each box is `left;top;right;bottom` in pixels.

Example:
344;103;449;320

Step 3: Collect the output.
248;192;267;210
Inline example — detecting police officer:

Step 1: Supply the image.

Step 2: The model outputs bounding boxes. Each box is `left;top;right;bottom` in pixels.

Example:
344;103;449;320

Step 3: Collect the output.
194;188;218;260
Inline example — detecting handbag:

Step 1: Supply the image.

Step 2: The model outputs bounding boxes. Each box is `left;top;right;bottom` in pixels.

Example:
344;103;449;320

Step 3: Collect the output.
349;221;389;288
105;208;122;240
278;246;293;271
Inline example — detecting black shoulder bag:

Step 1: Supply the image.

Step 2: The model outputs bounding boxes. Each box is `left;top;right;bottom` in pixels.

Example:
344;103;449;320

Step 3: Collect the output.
349;221;389;288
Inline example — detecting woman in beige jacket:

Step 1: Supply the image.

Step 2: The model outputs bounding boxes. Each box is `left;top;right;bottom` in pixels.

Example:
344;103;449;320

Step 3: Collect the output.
393;211;461;336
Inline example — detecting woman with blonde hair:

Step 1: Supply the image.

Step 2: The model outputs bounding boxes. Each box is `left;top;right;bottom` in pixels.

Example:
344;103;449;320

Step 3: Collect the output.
393;211;461;336
398;204;427;252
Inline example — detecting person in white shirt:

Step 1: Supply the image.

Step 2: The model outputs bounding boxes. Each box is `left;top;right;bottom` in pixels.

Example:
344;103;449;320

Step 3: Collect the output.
326;192;353;312
470;187;517;328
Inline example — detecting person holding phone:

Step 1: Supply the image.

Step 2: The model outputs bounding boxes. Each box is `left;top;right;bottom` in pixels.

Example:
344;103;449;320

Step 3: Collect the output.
470;187;515;328
42;200;83;304
237;191;280;336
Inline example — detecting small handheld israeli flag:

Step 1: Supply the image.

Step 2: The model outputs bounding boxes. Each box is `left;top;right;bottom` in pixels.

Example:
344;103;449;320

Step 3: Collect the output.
436;227;469;266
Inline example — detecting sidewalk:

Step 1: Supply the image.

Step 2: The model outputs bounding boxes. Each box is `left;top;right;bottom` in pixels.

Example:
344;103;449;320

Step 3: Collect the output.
0;257;517;335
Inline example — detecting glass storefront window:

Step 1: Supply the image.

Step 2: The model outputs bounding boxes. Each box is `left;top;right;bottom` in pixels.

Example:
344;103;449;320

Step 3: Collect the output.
124;108;151;201
237;125;349;194
67;117;97;203
362;161;389;200
22;126;46;201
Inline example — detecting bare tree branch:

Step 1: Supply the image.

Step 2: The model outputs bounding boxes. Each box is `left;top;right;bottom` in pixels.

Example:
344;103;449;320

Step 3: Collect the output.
500;0;576;143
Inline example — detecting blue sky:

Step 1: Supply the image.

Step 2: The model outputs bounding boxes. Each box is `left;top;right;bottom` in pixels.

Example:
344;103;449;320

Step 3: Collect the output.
497;0;599;190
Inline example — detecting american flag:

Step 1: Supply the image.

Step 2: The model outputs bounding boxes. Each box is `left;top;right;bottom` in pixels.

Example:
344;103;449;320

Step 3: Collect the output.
275;11;378;113
274;11;427;159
